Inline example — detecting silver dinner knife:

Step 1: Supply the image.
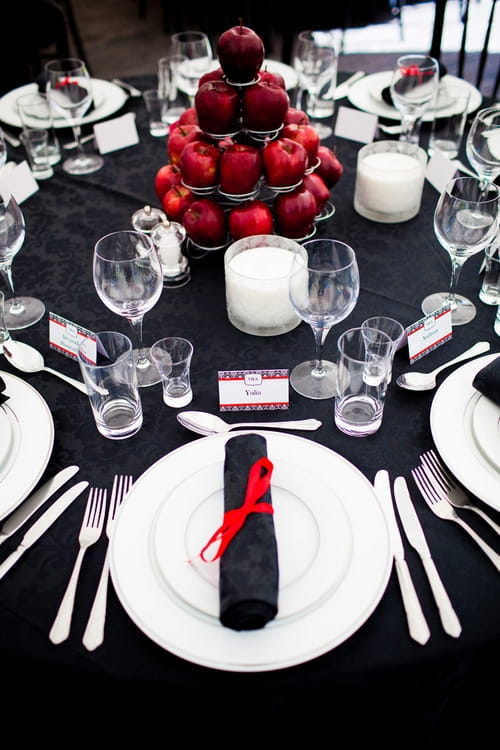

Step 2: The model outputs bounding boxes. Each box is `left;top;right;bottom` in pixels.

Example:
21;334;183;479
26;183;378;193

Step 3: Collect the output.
332;71;365;100
374;470;430;645
0;481;88;580
0;466;80;545
393;476;462;638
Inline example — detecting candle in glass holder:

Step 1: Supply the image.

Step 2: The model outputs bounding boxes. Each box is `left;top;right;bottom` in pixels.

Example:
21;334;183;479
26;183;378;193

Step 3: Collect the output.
354;141;427;223
224;235;303;336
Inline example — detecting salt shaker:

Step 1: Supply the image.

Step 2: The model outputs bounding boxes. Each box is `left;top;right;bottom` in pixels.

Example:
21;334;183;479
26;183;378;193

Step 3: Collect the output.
131;204;166;234
151;219;190;287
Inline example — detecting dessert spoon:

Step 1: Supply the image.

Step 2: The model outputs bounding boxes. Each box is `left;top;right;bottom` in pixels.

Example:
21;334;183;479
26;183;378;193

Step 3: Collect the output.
177;410;322;436
396;341;490;392
2;339;88;394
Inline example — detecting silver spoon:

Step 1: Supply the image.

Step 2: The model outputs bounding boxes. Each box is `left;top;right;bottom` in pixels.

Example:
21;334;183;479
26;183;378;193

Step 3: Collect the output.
396;341;491;392
177;410;322;436
3;340;88;394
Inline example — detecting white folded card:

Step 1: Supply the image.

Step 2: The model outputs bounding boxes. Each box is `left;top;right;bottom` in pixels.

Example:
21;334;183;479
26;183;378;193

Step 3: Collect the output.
334;105;378;144
0;161;39;203
93;112;139;154
218;368;289;411
426;150;458;193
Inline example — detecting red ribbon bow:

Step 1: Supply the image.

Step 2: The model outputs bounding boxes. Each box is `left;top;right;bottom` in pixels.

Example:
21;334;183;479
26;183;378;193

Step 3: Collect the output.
198;456;274;563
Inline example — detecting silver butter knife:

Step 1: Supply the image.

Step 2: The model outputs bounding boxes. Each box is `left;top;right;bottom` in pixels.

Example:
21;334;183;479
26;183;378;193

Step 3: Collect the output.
374;470;430;645
0;481;88;580
0;466;80;545
394;476;462;638
111;78;142;97
333;71;365;100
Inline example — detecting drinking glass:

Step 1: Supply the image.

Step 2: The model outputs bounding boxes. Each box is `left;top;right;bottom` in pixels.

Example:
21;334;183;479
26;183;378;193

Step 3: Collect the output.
170;31;213;106
292;30;337;139
0;130;6;169
45;57;104;175
466;106;500;189
93;231;164;387
288;238;359;399
0;194;45;329
421;176;500;326
390;54;439;144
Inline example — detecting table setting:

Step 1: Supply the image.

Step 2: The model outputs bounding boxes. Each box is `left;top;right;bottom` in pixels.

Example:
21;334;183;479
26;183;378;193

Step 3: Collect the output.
0;21;498;743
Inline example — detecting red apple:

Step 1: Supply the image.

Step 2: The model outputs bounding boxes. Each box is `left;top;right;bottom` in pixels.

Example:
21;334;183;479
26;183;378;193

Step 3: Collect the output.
217;23;264;84
259;67;286;89
219;143;262;195
199;67;225;87
182;198;227;247
274;185;317;239
194;80;241;135
283;107;310;125
316;145;344;188
161;184;196;222
228;199;273;240
281;123;320;168
303;173;330;214
168;123;205;166
154;163;182;200
178;107;199;125
179;141;220;189
262;137;308;188
242;80;289;132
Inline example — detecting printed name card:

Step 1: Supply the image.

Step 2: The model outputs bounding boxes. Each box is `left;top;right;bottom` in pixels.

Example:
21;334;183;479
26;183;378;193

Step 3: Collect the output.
93;112;139;154
49;312;96;362
218;369;289;411
334;105;378;144
406;303;452;363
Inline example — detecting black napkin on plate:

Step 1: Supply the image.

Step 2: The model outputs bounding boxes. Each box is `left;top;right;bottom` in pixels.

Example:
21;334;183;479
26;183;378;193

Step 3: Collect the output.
217;433;279;631
472;356;500;407
0;376;9;405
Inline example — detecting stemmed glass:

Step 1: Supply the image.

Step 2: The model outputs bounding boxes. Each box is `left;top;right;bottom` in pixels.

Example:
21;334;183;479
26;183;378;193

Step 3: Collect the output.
390;54;439;144
0;194;45;329
45;57;104;175
288;238;359;399
93;231;163;387
466;106;500;189
292;30;337;139
421;176;500;326
170;31;213;106
0;130;6;169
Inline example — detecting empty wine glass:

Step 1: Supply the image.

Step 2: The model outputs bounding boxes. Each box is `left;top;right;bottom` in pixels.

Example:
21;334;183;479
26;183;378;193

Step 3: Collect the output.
288;238;359;399
93;231;164;387
45;57;103;175
292;30;337;139
390;54;439;144
0;130;6;168
170;31;213;106
0;194;45;329
421;176;500;326
466;106;500;189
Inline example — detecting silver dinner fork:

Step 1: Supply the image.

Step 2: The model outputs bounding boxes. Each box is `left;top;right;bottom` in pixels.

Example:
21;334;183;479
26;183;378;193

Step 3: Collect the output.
82;475;133;651
420;450;500;535
49;487;107;644
411;466;500;573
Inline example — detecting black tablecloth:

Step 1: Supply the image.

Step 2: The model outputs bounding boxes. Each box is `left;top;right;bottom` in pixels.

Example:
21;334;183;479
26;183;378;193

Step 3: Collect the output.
0;74;498;746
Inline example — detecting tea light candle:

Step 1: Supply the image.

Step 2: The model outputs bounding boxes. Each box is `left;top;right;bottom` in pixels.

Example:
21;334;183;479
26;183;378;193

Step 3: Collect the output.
225;240;302;336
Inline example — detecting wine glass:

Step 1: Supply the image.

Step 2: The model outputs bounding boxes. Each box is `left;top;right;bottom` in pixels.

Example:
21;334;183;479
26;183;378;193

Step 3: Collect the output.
292;30;337;139
170;31;213;106
288;238;360;399
421;176;500;326
0;130;6;169
45;57;104;175
93;231;164;388
390;54;439;144
466;106;500;189
0;194;45;329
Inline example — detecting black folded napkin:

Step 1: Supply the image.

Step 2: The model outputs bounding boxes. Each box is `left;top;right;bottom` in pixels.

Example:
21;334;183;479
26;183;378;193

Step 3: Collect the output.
472;356;500;407
0;376;9;406
205;433;279;632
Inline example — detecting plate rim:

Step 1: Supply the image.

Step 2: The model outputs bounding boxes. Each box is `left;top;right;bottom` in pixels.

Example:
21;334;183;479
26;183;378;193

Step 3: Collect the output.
470;392;500;472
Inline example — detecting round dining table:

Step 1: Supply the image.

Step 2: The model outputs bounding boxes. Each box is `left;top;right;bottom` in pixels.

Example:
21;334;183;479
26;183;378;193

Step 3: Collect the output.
0;72;498;747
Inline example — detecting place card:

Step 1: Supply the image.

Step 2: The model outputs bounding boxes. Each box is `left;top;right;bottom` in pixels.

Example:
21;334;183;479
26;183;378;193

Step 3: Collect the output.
49;312;96;361
0;161;39;204
406;303;452;363
218;368;289;411
334;105;378;144
426;150;458;193
93;112;139;154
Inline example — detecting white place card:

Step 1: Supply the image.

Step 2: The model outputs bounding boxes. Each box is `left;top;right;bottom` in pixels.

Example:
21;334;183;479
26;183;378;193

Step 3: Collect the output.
426;150;458;193
0;161;39;204
93;112;139;154
406;303;452;363
334;105;378;144
218;368;289;411
49;312;96;361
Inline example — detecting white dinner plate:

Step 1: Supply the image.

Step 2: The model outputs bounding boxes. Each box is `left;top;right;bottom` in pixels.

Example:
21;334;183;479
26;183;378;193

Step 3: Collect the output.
190;59;298;92
470;392;500;472
430;353;500;512
0;79;128;130
0;401;21;484
111;431;391;672
348;71;482;122
0;371;54;520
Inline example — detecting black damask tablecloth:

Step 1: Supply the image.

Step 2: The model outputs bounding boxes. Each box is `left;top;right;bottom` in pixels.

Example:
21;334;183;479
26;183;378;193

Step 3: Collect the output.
0;74;498;747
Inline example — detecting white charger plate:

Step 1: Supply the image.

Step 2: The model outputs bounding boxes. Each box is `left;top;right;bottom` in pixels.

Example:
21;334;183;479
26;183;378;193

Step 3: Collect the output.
0;79;127;130
0;371;54;520
430;353;500;512
0;402;21;484
470;391;500;472
190;59;298;92
348;71;482;122
111;431;391;672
